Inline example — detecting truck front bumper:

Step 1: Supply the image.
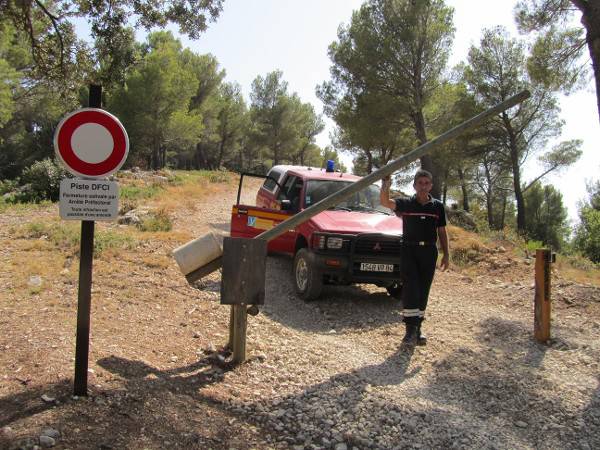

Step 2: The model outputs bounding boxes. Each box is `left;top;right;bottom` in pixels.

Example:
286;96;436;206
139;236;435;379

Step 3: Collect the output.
312;252;402;285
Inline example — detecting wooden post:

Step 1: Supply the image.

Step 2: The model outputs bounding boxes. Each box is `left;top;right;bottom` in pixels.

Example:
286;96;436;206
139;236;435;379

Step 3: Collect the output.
534;248;552;342
227;305;235;350
232;304;247;363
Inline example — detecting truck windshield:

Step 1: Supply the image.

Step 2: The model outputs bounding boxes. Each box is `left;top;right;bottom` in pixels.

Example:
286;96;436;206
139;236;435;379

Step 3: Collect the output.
305;180;391;214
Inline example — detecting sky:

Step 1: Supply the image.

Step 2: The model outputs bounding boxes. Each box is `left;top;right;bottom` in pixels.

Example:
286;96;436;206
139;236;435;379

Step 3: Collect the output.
98;0;600;224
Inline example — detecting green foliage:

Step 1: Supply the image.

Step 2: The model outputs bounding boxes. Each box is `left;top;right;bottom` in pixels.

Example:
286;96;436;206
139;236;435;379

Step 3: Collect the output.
137;209;172;232
522;182;570;250
587;180;600;211
0;179;18;195
525;240;544;253
120;184;165;201
13;159;70;203
574;207;600;263
572;180;600;263
0;57;18;130
463;26;567;232
1;0;223;80
109;32;202;169
248;70;323;167
317;0;455;195
514;1;592;98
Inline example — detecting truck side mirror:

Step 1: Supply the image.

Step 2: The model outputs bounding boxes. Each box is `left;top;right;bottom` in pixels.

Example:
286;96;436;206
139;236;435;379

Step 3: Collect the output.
280;199;292;211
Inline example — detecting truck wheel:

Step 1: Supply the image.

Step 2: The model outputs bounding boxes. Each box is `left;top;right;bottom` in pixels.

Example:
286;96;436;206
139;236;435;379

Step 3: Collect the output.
293;248;323;301
386;281;403;300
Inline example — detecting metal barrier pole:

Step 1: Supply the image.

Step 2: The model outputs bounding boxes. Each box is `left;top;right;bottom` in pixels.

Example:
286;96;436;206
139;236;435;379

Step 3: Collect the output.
257;90;531;243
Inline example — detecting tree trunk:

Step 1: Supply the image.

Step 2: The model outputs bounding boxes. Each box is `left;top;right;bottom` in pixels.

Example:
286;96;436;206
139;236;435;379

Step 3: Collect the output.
500;192;507;229
484;165;495;229
195;143;209;169
502;112;526;232
580;2;600;124
442;182;448;205
152;137;160;170
217;139;226;168
458;168;470;212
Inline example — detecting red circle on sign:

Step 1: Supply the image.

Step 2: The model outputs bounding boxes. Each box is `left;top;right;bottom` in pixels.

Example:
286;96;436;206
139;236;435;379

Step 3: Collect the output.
54;109;129;178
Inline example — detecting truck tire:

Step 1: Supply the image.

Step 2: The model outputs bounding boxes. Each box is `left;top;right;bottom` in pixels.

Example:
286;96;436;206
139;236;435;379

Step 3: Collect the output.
293;248;323;301
386;281;403;300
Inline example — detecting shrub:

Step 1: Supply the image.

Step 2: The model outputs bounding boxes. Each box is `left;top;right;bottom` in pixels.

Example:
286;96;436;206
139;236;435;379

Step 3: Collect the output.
19;158;71;202
574;207;600;263
0;179;19;195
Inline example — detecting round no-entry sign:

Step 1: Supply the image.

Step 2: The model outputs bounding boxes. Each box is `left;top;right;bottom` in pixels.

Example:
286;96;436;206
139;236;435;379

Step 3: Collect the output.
54;108;129;178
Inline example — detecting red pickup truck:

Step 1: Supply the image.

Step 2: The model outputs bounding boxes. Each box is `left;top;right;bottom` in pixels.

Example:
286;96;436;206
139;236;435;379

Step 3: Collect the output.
230;165;404;301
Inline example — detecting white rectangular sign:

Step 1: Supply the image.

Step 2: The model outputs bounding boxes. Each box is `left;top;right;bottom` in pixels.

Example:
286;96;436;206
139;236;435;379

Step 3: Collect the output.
59;178;119;221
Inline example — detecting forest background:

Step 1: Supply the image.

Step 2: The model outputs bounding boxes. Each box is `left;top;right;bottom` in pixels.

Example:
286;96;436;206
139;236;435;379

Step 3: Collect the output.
0;0;599;263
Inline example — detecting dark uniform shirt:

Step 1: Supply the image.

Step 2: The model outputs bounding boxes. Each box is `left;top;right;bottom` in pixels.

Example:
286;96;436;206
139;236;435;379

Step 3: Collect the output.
394;195;446;244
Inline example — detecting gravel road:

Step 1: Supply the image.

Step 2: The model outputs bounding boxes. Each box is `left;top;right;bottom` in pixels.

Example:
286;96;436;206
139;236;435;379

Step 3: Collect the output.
187;178;600;449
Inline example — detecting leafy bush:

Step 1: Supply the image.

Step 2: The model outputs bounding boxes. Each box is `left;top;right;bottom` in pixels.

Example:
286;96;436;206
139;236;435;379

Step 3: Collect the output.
0;179;19;195
18;158;70;202
573;207;600;263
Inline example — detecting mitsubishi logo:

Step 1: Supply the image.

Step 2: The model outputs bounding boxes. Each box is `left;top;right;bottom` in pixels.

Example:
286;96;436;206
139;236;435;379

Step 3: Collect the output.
373;242;382;251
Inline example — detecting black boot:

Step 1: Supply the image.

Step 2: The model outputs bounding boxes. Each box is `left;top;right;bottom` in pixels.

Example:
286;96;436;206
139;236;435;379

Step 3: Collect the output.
402;324;418;345
416;323;427;346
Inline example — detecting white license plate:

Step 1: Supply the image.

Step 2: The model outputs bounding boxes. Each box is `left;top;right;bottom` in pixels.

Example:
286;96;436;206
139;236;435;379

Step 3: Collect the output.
360;263;394;272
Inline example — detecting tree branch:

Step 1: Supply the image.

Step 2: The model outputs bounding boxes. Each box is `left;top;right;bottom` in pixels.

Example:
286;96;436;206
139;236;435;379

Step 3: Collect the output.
33;0;65;69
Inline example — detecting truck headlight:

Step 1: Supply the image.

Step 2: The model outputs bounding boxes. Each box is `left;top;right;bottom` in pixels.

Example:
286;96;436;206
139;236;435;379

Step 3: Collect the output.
327;237;343;249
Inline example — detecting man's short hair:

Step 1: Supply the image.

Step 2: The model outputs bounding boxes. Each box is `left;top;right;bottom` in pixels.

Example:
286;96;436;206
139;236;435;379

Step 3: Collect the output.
413;169;433;184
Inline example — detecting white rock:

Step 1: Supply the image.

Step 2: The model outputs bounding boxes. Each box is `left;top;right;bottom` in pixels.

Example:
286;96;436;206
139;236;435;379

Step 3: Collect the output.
41;394;55;403
28;275;42;287
39;435;56;447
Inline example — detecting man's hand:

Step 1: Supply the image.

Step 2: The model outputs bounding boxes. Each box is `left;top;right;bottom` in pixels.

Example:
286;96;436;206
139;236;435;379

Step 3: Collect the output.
439;253;450;271
379;175;396;210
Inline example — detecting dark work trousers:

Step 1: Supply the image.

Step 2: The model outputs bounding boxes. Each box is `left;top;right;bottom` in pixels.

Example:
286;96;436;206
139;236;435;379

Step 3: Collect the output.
400;245;438;325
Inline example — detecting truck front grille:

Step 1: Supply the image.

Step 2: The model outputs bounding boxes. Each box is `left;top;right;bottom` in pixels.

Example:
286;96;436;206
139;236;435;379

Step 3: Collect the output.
354;235;402;255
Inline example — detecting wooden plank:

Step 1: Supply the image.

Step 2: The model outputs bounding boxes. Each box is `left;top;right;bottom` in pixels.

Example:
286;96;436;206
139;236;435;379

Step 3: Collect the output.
534;249;551;342
185;256;223;284
221;237;267;305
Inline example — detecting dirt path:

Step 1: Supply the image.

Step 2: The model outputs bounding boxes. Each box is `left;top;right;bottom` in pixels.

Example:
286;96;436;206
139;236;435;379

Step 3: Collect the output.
1;178;599;450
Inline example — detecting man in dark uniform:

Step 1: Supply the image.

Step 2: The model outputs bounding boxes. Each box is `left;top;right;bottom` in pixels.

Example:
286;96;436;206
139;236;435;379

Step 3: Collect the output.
380;169;449;345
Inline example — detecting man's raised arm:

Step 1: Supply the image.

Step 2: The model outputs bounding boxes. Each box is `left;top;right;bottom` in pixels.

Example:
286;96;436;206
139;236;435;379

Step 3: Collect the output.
380;176;396;210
